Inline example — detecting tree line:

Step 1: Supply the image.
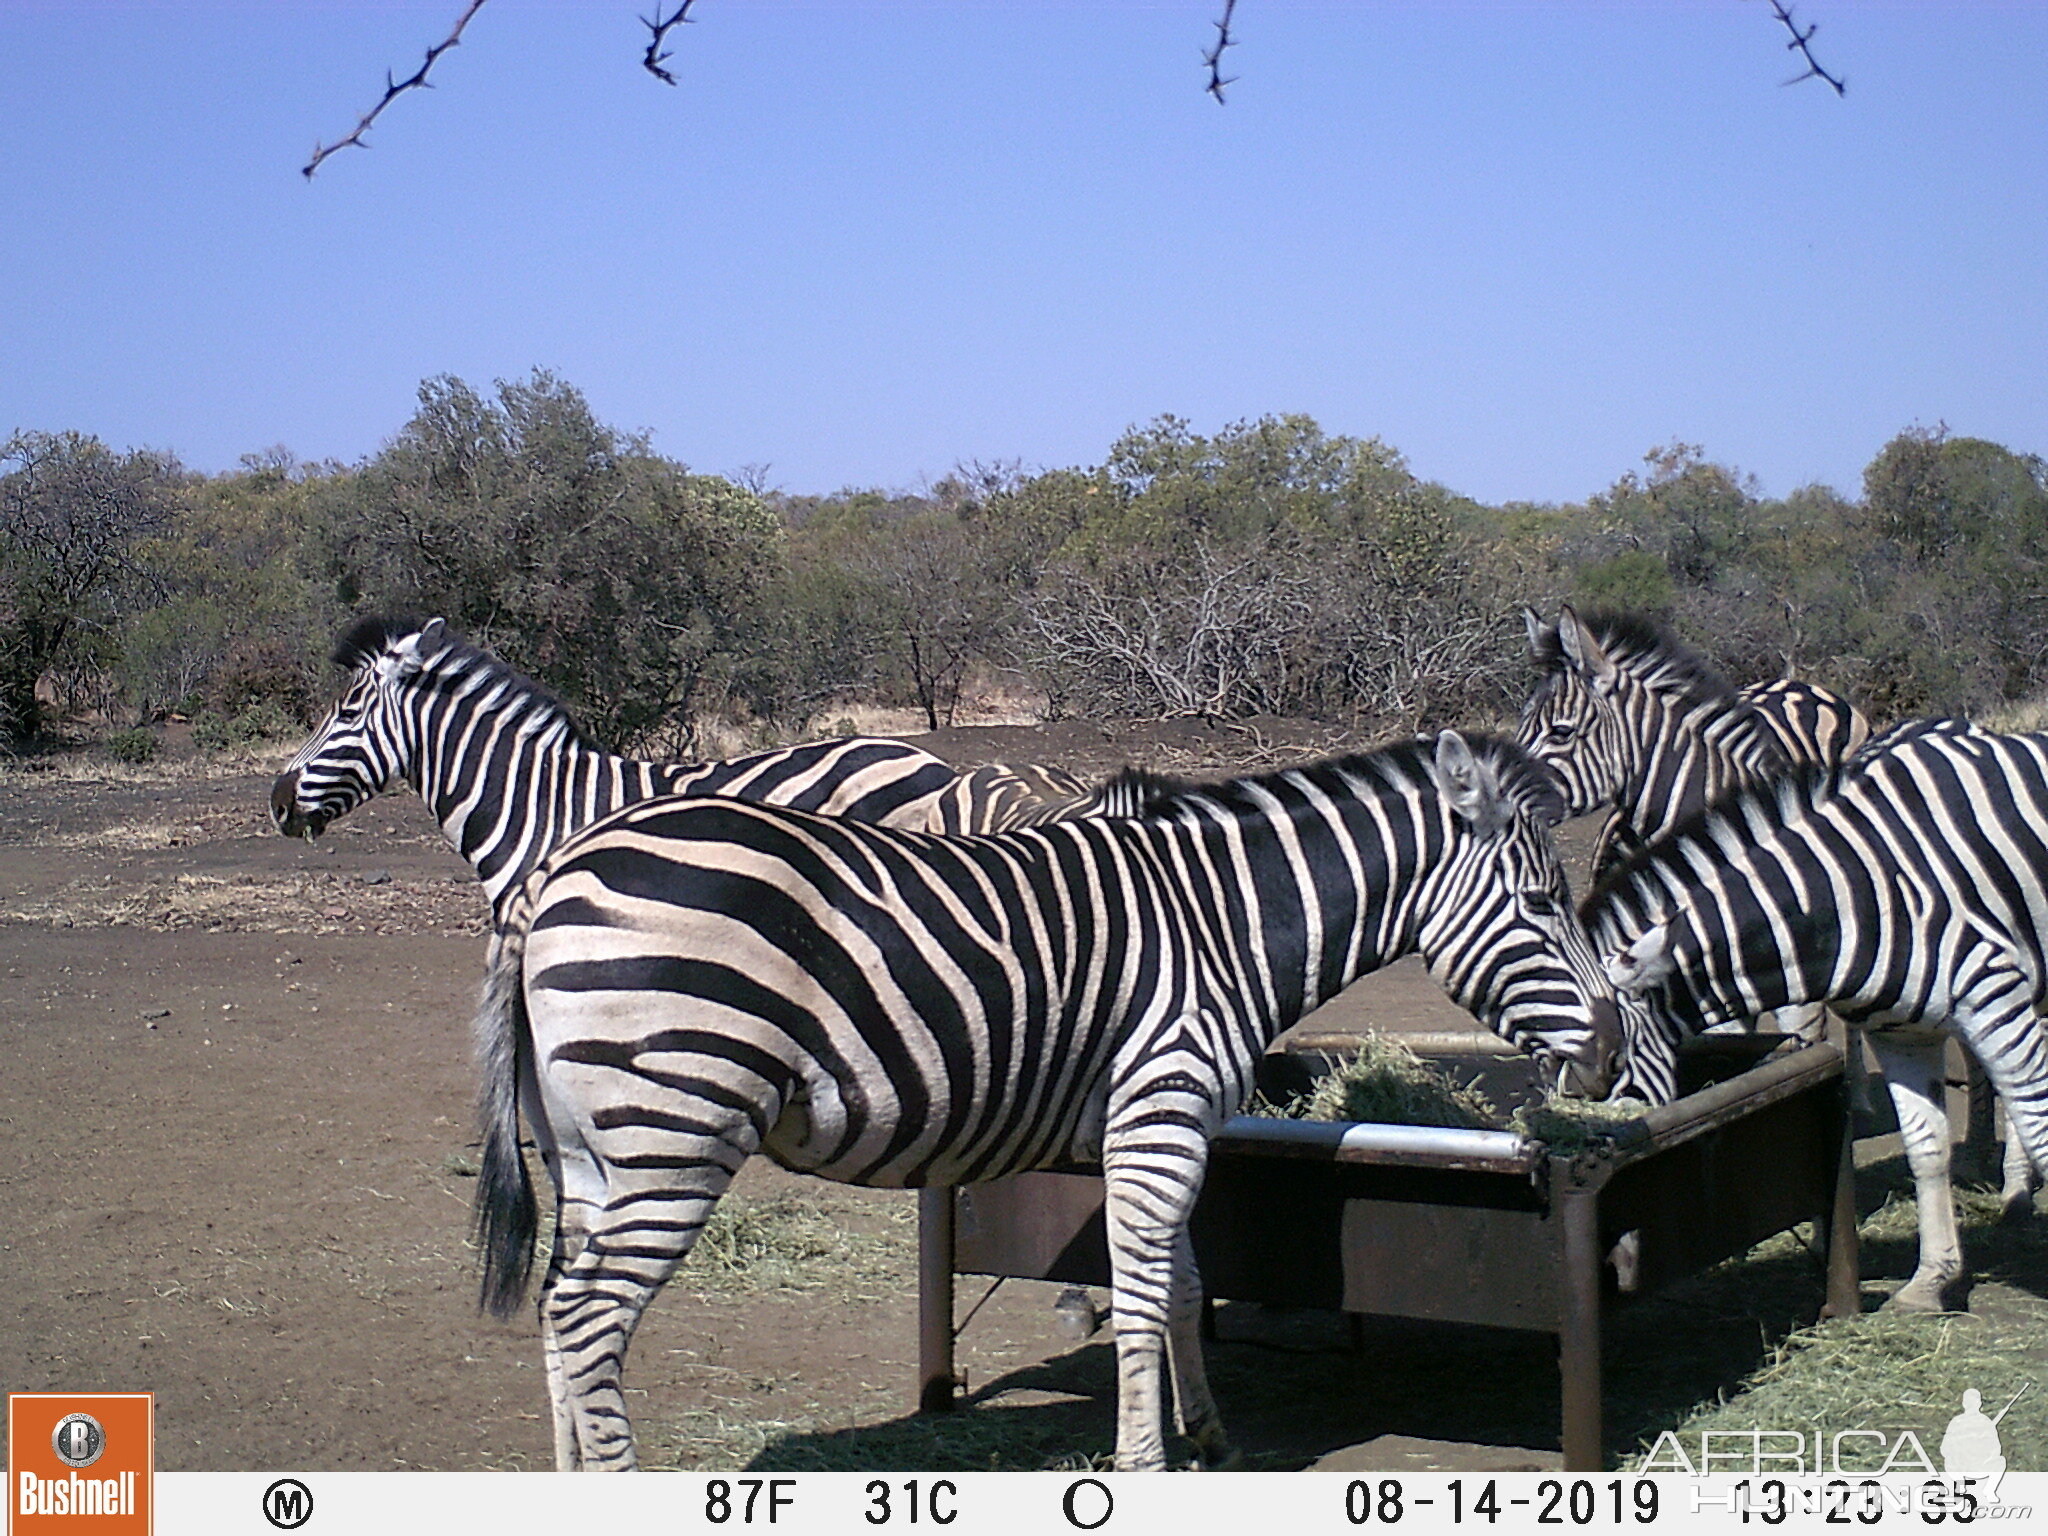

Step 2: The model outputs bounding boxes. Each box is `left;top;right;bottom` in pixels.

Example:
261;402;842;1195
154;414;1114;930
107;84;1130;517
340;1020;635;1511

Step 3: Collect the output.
6;370;2044;756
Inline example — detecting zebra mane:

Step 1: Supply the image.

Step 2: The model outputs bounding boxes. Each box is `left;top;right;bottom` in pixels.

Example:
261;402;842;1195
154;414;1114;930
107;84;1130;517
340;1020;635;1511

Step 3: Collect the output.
330;613;600;749
1532;609;1739;710
1105;733;1569;829
1582;759;1836;918
332;612;438;670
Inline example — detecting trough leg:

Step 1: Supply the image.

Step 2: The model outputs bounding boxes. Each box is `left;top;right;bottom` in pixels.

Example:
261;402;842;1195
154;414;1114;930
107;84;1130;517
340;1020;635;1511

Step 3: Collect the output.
1557;1185;1604;1472
1819;1075;1862;1321
918;1186;959;1413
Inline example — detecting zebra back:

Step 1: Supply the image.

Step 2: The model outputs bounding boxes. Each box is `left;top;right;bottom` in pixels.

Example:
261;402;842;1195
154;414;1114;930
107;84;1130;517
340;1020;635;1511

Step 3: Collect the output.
912;760;1174;833
271;615;960;918
1739;676;1871;765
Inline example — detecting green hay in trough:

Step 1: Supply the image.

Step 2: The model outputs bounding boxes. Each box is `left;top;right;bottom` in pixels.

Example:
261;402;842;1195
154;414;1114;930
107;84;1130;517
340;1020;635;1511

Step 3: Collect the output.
1510;1095;1647;1152
1262;1031;1648;1150
1275;1032;1500;1130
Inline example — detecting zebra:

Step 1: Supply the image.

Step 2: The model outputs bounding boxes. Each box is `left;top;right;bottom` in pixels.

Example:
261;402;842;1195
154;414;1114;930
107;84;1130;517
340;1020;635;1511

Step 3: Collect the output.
1518;608;2030;1207
1586;717;2048;1311
922;760;1161;831
471;731;1626;1470
1518;605;1869;886
269;616;1082;923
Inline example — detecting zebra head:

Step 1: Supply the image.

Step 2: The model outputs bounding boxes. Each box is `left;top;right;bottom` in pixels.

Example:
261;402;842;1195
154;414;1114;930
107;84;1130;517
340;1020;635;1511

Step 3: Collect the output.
1592;916;1689;1105
1412;731;1625;1099
1517;605;1641;817
269;616;450;840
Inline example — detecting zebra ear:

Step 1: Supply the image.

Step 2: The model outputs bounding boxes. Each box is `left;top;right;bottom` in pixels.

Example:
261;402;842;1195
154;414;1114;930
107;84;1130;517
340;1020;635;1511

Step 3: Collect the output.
1523;606;1555;658
1433;730;1510;837
1557;605;1618;694
388;626;435;680
1605;922;1678;995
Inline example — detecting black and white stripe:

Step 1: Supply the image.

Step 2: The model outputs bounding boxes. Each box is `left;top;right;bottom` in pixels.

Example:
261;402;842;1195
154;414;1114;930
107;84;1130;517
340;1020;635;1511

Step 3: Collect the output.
1518;606;1869;883
472;732;1626;1470
921;761;1154;832
1587;717;2048;1311
1743;675;1872;767
269;616;965;921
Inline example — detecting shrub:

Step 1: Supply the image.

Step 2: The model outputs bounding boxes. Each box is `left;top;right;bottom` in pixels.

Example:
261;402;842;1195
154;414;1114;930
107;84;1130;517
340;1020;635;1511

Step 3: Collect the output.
101;727;159;764
191;700;298;753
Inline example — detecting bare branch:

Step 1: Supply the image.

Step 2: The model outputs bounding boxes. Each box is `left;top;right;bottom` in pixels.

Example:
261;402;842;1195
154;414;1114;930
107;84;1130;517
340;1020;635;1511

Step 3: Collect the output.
1761;0;1846;97
1203;0;1240;104
304;0;490;178
642;0;703;87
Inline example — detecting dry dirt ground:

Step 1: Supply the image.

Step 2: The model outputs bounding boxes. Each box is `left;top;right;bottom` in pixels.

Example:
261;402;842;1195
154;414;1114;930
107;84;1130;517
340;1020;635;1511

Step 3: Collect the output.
2;722;2040;1473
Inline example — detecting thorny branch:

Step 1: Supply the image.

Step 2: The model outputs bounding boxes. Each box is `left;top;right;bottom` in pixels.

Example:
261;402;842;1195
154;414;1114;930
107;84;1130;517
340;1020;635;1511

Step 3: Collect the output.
303;0;489;178
304;1;1851;176
1761;0;1846;96
1203;0;1240;104
642;1;702;87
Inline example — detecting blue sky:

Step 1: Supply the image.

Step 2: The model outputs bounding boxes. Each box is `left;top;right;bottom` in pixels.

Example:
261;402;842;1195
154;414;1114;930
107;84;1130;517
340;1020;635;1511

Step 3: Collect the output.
3;2;2042;505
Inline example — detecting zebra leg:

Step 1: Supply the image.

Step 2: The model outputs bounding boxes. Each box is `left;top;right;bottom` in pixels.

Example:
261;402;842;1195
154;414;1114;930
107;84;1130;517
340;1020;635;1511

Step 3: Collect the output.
537;1135;605;1472
538;1128;755;1470
1942;1002;2048;1224
1101;1128;1217;1470
1163;1226;1234;1467
2001;1127;2038;1219
1865;1034;1965;1313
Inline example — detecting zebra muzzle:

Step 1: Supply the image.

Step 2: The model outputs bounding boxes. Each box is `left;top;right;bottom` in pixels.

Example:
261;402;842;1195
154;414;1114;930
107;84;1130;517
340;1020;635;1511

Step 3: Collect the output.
269;769;328;841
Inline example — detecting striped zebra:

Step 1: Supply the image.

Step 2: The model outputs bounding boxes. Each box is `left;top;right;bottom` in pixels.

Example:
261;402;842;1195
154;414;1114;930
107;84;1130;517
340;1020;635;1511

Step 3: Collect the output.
472;732;1625;1470
1587;717;2048;1312
1518;606;1869;885
270;616;1082;922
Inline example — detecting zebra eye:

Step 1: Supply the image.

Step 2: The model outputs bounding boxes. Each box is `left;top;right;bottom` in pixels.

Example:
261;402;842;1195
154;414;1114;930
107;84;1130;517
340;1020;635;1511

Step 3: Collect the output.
1547;719;1578;743
1521;889;1558;918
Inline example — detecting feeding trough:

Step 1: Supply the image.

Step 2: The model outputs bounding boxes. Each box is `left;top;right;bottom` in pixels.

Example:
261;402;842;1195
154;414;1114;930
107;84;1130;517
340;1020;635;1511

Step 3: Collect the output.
914;1032;1859;1470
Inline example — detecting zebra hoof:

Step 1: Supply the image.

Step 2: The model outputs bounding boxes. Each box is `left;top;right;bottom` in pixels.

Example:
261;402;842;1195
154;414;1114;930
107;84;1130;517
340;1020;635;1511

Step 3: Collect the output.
1999;1190;2036;1224
1884;1278;1962;1314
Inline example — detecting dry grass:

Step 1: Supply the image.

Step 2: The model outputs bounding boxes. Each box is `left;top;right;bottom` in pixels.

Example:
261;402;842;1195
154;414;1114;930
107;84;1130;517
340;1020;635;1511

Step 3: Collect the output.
1509;1095;1648;1151
682;1191;913;1302
10;870;487;936
1256;1032;1647;1151
1628;1187;2048;1471
0;741;295;786
1978;694;2048;735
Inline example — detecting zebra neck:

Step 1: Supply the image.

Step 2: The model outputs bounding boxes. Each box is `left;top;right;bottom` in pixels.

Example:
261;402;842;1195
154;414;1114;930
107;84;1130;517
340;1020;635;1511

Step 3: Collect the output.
1619;697;1785;845
1657;835;1876;1033
1192;789;1447;1034
415;716;654;919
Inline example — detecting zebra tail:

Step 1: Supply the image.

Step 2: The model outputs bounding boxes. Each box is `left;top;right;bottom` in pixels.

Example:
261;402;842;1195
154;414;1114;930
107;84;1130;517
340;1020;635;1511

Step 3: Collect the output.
473;920;538;1319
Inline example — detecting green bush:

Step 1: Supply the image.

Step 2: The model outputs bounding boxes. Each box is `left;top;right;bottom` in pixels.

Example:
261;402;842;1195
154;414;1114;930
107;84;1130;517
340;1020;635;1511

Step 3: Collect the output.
191;700;298;753
101;727;159;764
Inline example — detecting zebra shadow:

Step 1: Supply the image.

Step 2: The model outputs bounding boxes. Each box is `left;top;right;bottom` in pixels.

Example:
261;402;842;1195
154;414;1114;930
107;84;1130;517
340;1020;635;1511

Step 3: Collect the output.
745;1159;2047;1472
746;1256;1838;1472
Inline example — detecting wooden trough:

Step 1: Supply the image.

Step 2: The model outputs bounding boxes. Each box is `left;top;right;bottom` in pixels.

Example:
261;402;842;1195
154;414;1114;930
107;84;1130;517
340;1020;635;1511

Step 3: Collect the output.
913;1034;1860;1470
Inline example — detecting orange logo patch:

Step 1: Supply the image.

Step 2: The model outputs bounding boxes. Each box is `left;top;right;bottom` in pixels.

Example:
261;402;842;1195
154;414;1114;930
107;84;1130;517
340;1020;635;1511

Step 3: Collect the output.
7;1396;152;1535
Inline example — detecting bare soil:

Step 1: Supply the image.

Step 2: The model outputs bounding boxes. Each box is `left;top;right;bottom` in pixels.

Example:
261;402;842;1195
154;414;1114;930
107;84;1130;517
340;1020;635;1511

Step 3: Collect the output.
3;725;2040;1473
